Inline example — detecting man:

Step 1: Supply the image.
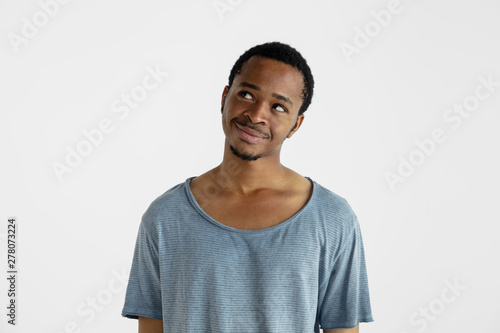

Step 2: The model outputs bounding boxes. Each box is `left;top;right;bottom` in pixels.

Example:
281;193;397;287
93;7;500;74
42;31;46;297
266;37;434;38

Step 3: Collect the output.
122;42;373;332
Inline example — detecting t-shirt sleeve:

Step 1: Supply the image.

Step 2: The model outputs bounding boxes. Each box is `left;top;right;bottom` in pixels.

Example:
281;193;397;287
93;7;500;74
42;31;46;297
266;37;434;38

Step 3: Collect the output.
121;218;163;320
318;213;374;329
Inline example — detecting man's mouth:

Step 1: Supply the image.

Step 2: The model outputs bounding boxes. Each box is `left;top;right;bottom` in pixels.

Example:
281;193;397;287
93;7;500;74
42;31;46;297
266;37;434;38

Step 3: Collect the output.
234;121;268;143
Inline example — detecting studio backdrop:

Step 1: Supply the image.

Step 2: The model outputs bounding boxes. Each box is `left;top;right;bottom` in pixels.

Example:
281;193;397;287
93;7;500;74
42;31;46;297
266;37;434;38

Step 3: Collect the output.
1;0;499;332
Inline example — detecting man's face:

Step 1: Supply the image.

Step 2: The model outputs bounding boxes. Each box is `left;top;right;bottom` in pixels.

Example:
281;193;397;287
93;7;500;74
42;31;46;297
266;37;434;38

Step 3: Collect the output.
221;56;305;162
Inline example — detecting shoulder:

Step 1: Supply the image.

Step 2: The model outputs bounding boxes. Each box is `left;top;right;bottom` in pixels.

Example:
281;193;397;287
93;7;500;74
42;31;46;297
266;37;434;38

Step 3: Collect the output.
310;180;359;237
286;169;357;224
140;179;191;233
308;181;365;261
148;180;188;212
312;181;356;219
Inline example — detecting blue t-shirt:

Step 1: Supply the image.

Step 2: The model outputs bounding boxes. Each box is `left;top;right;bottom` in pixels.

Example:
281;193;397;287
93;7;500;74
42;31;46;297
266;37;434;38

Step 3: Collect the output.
122;176;373;332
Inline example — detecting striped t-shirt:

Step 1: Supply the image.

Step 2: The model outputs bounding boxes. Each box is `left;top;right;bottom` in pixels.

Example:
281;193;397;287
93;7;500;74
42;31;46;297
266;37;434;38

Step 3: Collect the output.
122;176;373;332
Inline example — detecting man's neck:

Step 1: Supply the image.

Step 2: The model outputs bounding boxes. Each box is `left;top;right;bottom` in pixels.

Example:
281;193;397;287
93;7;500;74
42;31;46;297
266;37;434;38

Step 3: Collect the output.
213;142;291;195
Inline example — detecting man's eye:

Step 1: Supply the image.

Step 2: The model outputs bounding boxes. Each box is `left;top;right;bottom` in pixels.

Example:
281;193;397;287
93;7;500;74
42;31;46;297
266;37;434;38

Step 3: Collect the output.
274;104;287;113
240;91;253;100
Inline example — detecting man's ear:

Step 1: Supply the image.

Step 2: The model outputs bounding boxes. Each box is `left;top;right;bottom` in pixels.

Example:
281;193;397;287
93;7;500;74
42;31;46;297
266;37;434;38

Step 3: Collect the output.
221;85;230;113
287;114;305;139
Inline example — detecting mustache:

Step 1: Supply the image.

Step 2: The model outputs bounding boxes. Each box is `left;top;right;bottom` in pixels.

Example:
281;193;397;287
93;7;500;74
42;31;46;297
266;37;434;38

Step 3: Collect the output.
233;119;270;139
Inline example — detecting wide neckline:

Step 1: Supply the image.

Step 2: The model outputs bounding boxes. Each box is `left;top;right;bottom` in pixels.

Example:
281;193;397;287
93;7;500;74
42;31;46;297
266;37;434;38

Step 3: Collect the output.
185;176;316;233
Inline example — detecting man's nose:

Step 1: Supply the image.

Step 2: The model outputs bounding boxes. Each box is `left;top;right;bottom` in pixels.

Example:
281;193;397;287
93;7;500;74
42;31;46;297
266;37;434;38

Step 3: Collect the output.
244;101;268;124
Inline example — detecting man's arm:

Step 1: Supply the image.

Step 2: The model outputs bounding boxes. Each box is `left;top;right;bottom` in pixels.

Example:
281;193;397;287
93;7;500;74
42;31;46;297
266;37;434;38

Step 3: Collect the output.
138;316;163;333
324;323;359;333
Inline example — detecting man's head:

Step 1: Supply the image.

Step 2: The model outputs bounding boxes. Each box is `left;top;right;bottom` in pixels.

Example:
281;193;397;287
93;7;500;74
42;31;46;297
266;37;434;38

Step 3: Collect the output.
220;42;314;162
227;42;314;116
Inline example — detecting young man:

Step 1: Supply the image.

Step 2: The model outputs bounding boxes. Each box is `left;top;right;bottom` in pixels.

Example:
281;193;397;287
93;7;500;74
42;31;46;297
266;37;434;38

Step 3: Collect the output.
122;42;373;332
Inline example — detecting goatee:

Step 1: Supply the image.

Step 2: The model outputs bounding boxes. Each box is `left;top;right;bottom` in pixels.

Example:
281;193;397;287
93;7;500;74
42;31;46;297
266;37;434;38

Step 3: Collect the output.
229;144;262;161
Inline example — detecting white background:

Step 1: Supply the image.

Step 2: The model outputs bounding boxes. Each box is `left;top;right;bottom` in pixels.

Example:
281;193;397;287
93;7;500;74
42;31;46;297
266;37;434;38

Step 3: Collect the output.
1;0;499;332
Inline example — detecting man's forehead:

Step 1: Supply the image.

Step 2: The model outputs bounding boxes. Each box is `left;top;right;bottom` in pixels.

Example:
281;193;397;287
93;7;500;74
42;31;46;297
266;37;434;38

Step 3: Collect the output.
234;56;304;97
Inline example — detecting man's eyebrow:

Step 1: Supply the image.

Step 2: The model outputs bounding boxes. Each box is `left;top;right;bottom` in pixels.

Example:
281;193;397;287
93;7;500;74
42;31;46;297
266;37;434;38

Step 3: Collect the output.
239;81;293;106
272;93;293;106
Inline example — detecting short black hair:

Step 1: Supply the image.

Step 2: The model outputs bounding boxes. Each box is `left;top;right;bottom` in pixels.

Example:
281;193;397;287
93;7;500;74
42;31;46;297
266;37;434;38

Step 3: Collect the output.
227;42;314;115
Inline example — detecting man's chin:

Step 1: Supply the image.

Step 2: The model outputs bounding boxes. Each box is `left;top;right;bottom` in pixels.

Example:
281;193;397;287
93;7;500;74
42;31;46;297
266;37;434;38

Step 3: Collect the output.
229;144;262;161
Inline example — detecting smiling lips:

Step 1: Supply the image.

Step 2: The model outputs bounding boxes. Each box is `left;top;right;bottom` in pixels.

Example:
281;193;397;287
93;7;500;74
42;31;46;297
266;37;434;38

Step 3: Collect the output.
234;121;267;144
